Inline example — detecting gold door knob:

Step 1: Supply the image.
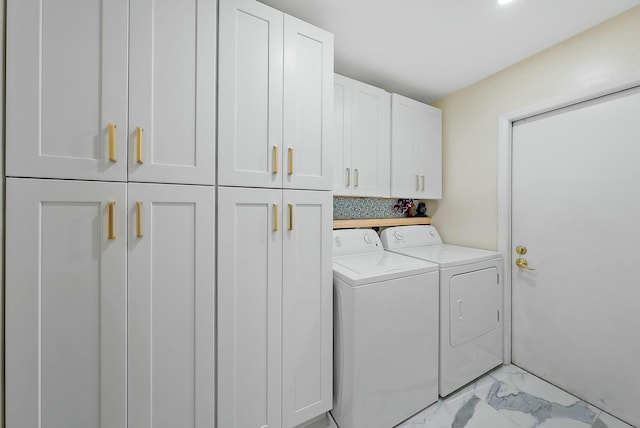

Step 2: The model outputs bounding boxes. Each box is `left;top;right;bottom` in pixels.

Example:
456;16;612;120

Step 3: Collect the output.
515;258;535;270
515;245;527;255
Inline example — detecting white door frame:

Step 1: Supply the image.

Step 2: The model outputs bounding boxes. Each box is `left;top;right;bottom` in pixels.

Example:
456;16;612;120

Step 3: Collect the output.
497;71;640;364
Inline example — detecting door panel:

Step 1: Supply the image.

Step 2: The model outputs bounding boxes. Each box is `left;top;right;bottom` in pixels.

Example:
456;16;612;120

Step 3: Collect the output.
6;178;127;428
351;80;390;197
217;186;283;428
6;0;128;181
129;0;216;185
218;0;283;188
511;87;640;426
415;103;442;199
283;15;333;191
128;183;215;428
282;190;332;427
333;74;352;194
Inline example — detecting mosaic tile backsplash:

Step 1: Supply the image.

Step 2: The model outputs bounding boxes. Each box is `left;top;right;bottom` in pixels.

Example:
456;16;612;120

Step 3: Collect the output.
333;197;424;219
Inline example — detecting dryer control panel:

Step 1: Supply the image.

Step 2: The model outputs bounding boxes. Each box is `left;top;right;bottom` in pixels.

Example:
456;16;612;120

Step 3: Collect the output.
333;229;383;256
380;226;443;249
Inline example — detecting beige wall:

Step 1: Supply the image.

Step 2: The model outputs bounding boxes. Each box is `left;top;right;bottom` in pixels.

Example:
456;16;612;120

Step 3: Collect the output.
430;6;640;250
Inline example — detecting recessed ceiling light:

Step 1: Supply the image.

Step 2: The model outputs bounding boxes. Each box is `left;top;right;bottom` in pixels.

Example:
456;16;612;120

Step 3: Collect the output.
498;0;514;5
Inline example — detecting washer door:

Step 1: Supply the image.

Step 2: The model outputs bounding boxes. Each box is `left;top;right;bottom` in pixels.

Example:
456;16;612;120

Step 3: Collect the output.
449;267;499;347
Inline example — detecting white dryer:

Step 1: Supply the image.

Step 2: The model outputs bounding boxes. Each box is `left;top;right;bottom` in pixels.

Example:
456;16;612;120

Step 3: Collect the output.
332;228;439;428
380;225;504;397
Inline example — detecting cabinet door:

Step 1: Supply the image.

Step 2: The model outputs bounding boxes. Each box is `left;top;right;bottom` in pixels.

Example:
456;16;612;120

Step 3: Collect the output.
333;74;353;195
128;183;215;428
351;80;391;197
391;93;442;199
283;15;334;191
129;0;216;185
282;191;333;427
6;178;127;428
6;0;128;181
218;186;283;428
415;103;443;199
218;0;283;188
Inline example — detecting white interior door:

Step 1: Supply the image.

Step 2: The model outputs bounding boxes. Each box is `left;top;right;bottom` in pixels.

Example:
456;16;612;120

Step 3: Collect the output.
511;86;640;426
6;178;127;428
128;183;215;428
128;0;216;185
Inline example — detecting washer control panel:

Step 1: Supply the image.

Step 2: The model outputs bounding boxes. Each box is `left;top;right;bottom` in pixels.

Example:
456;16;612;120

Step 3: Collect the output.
333;229;382;256
380;225;443;249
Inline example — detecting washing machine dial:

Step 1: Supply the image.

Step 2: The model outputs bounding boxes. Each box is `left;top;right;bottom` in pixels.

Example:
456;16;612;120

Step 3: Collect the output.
363;233;372;244
393;230;404;241
429;229;435;237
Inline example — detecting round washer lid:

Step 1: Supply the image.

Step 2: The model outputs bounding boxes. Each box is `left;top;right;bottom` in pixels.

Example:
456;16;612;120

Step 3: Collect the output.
388;244;501;268
333;250;438;287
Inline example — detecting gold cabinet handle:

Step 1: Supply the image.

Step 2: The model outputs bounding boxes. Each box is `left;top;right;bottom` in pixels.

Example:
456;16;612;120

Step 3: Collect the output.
108;123;117;162
515;258;535;271
288;147;294;175
354;168;359;187
346;168;350;187
273;145;279;174
273;203;279;231
288;203;294;230
415;175;419;191
515;245;527;255
108;201;116;240
421;175;425;191
136;201;143;238
136;127;144;164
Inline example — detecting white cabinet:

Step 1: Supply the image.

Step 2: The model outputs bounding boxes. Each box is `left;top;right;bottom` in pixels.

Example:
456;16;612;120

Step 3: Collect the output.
218;0;333;190
128;0;217;185
6;0;216;184
127;183;215;428
6;0;128;181
6;178;127;428
218;186;332;428
334;74;391;197
6;179;216;428
391;93;442;199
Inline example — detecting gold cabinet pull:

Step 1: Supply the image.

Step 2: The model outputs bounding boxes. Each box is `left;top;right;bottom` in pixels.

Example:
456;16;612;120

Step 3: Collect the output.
108;123;117;162
108;201;116;240
415;174;419;191
288;203;294;230
136;127;144;164
354;168;359;187
136;201;143;238
288;147;294;175
421;175;425;191
273;203;279;231
346;168;350;186
273;145;279;174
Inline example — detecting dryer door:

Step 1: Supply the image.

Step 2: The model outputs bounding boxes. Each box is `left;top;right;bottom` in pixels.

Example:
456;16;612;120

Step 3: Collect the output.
449;267;499;347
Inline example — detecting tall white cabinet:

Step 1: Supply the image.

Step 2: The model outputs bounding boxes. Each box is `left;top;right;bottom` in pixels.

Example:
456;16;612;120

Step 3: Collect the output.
218;0;333;191
217;0;334;427
333;74;391;196
391;93;442;199
5;1;217;427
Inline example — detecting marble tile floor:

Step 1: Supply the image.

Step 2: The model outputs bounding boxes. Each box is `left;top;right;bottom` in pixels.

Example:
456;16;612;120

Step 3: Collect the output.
394;365;634;428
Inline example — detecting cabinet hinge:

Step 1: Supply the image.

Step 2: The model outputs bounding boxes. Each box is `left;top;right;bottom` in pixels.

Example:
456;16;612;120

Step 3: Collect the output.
498;311;500;322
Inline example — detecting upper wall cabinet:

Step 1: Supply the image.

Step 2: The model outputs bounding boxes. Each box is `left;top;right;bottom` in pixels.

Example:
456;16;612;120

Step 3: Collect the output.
334;74;391;197
218;0;334;190
6;0;216;185
391;93;442;199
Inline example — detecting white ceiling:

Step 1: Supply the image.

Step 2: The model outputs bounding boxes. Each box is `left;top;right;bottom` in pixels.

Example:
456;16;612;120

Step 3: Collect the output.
258;0;640;103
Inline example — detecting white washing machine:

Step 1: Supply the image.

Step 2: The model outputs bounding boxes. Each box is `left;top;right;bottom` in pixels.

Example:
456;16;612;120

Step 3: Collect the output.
331;228;439;428
380;225;504;397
